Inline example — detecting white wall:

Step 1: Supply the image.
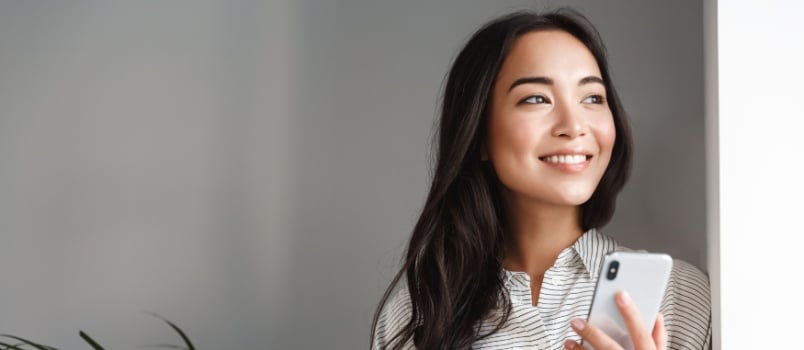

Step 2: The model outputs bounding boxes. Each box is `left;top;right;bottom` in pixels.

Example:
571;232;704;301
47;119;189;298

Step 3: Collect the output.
713;0;804;349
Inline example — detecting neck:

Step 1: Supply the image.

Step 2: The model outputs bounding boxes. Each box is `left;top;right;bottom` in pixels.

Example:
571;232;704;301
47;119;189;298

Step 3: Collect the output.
501;192;584;278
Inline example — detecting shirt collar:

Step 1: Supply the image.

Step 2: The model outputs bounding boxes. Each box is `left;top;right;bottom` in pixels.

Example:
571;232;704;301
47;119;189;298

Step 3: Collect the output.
502;228;621;287
571;228;621;279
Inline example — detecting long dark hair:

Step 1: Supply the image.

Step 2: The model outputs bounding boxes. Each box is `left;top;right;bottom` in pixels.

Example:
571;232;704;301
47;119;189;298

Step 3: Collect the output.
371;8;633;349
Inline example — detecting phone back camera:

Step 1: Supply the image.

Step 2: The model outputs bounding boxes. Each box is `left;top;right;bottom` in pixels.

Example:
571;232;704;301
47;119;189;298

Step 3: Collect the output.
606;260;619;280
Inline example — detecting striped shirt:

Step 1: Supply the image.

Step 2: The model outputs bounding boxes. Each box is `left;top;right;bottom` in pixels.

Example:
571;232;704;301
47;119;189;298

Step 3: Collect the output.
374;229;711;350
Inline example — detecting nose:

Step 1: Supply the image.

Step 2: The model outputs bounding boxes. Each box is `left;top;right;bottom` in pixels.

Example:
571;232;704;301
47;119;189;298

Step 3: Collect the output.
551;102;587;139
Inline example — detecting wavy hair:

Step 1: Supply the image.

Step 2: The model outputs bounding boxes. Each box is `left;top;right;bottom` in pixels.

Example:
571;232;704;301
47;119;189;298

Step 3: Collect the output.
371;8;633;349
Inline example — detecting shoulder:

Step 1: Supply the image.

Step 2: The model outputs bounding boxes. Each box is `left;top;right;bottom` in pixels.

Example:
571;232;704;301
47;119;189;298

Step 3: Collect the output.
373;283;415;350
661;258;712;350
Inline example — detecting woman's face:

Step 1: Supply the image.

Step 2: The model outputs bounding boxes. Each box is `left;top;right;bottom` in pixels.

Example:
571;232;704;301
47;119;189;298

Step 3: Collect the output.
486;30;616;207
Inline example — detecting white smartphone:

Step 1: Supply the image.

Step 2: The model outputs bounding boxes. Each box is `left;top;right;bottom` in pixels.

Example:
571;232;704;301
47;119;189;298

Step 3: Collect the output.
583;251;673;350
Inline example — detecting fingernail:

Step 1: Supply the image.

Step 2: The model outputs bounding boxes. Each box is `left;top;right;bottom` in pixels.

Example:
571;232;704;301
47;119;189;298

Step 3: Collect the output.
564;339;577;349
571;318;586;331
617;290;631;307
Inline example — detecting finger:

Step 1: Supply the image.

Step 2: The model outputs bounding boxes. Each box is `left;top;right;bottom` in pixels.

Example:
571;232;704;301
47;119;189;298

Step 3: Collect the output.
570;318;621;350
564;339;580;350
652;313;668;349
615;290;653;349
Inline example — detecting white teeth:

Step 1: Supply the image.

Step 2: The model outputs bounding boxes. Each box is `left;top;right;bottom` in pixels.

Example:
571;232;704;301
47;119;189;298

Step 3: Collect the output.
544;155;587;164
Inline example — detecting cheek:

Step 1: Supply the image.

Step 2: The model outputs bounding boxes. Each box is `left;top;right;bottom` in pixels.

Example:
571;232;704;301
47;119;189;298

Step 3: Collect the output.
596;116;617;156
489;113;542;157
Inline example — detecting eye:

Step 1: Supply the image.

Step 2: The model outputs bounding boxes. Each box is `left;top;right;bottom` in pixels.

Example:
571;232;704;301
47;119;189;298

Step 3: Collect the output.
519;95;550;105
582;94;606;104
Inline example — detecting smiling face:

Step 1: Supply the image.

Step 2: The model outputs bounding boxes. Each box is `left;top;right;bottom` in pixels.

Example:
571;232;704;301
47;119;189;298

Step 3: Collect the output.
486;30;616;207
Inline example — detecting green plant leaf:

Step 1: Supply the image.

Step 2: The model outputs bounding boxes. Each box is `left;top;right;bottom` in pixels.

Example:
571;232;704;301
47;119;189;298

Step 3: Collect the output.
78;331;104;350
0;340;27;350
3;313;195;350
0;335;57;350
145;313;194;350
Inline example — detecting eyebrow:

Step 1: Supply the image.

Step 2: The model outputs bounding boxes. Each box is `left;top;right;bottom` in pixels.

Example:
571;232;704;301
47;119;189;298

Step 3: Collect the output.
507;75;605;93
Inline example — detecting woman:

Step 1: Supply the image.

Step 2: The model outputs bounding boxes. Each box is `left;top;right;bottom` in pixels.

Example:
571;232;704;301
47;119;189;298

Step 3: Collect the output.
371;9;710;350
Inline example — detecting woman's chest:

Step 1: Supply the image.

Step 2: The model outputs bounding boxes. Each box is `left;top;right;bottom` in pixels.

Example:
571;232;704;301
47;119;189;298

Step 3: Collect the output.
475;271;597;349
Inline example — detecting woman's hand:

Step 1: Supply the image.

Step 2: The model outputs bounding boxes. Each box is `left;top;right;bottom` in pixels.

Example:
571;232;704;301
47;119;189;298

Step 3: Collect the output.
563;291;667;350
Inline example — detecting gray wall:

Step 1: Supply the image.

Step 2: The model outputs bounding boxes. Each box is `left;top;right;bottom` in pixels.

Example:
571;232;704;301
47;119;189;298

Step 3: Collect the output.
0;1;704;349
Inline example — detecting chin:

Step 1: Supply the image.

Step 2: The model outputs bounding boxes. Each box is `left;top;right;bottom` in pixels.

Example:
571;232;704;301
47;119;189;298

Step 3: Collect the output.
559;197;592;207
503;182;597;207
551;190;595;206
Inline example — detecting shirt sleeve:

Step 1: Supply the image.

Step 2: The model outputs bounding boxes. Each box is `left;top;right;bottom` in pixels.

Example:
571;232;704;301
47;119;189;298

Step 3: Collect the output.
373;286;415;350
660;259;712;350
